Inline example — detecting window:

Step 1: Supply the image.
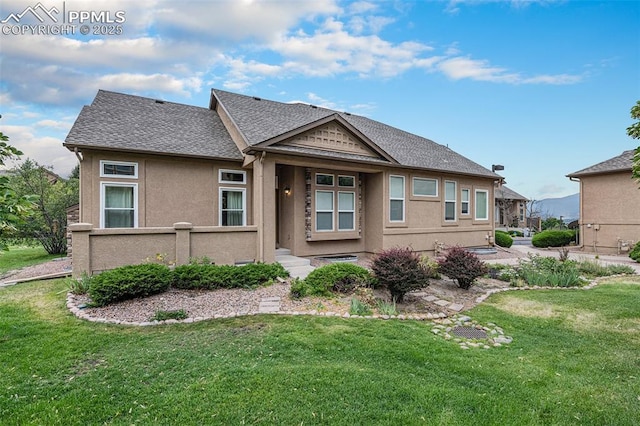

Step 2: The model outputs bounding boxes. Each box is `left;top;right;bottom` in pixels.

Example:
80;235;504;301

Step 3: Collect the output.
219;169;246;184
475;190;489;220
316;173;334;186
413;177;438;197
101;183;137;228
461;189;470;215
519;204;525;221
220;188;246;226
444;181;456;221
315;191;334;231
100;160;137;178
338;175;355;187
389;175;405;222
338;192;355;231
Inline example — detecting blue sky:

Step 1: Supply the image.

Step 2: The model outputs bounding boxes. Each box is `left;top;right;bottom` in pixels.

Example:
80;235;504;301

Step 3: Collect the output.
1;0;638;200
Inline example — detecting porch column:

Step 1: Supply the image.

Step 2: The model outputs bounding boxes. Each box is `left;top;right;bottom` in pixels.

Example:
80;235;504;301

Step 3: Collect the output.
69;223;92;278
253;154;276;263
174;222;193;266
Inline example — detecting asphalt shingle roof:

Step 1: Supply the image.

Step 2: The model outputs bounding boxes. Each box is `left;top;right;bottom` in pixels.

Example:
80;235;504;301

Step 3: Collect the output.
213;89;499;179
567;150;634;178
64;90;242;161
495;185;528;201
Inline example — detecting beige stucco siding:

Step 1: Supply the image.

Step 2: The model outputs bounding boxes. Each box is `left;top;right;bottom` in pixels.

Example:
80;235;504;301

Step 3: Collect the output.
80;150;251;228
578;172;640;253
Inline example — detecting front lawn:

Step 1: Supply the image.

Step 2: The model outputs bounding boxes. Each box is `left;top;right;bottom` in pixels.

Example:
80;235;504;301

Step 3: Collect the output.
1;277;639;425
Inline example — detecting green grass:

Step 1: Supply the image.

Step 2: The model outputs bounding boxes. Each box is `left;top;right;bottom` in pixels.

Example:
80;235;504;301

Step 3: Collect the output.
0;246;60;275
1;277;639;425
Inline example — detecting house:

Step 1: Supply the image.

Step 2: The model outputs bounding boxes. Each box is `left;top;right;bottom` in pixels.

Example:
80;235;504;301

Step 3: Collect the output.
64;89;502;277
567;149;639;254
494;185;528;229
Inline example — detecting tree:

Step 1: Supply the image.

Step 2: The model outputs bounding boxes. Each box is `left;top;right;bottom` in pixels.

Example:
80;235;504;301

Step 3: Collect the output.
0;128;34;250
627;101;640;184
9;159;79;254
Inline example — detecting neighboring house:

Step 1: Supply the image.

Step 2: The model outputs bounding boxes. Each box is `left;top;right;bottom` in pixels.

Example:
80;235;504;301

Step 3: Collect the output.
494;185;528;229
64;89;502;277
567;149;639;254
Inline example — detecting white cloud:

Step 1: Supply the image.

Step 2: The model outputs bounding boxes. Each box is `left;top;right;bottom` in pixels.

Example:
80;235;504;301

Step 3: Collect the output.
437;56;582;85
35;119;73;131
1;125;77;176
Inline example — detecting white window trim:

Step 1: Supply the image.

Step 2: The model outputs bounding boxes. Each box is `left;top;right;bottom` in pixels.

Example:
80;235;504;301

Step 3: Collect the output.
475;189;489;221
219;187;247;227
412;177;438;197
100;182;138;228
389;175;405;223
219;169;246;185
100;160;138;179
444;180;457;222
461;188;470;215
315;190;334;232
315;173;335;187
337;191;356;231
338;175;356;188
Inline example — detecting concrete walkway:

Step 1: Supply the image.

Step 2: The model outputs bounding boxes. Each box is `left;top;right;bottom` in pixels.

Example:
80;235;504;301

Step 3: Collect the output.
275;248;315;279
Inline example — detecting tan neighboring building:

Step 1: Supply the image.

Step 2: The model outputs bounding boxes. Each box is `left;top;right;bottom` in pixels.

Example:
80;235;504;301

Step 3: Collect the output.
567;150;639;254
64;90;502;277
494;185;528;229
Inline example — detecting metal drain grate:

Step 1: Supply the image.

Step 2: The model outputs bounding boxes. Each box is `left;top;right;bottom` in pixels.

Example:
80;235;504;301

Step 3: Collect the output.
452;326;488;339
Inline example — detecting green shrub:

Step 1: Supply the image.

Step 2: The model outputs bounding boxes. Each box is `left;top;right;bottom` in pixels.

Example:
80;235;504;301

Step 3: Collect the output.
531;230;576;248
515;255;585;287
349;298;372;316
605;264;635;275
630;241;640;262
508;230;524;237
173;262;288;290
150;309;188;321
67;272;92;295
376;299;398;316
89;263;172;307
372;247;430;302
419;255;441;279
299;263;373;298
495;230;513;248
437;246;488;290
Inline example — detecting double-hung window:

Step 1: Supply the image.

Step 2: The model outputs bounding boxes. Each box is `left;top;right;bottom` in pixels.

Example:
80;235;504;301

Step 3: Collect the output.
389;175;405;222
475;189;489;220
101;183;137;228
219;169;247;226
338;191;355;231
461;189;470;215
444;181;457;222
315;191;334;231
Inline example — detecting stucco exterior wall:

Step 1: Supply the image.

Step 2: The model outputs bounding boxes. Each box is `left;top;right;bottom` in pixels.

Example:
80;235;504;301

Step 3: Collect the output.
578;172;640;254
79;150;252;227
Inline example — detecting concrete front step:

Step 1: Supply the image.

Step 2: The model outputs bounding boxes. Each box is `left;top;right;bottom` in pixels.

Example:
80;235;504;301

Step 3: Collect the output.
275;248;291;256
275;254;311;268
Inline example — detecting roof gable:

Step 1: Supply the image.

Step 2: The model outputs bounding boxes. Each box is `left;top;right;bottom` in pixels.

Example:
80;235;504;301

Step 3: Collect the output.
212;89;499;179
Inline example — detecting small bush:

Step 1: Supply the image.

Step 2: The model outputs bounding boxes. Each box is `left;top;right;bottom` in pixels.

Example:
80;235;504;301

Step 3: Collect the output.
289;278;306;299
150;309;188;321
371;247;430;302
437;246;488;290
173;262;288;290
508;230;524;237
629;241;640;262
577;260;635;277
419;255;441;279
605;264;635;275
376;299;398;316
89;263;172;307
299;263;373;298
349;298;372;316
532;230;576;248
495;230;513;248
515;255;585;287
67;273;92;295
